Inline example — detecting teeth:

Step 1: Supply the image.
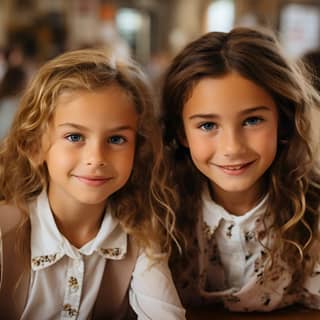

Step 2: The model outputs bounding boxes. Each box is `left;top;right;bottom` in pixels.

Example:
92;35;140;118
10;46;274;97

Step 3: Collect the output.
223;165;244;170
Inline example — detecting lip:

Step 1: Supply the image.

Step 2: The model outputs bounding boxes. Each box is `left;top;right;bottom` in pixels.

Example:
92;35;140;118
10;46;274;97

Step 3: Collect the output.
73;175;112;187
215;161;255;176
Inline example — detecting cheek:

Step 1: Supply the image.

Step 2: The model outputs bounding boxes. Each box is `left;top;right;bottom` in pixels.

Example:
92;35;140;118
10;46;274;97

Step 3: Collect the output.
117;147;136;172
187;135;212;162
126;150;136;171
46;157;70;175
45;146;76;170
253;129;278;161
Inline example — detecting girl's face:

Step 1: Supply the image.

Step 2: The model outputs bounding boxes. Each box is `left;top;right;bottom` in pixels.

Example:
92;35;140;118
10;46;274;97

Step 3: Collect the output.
182;72;278;207
41;85;138;211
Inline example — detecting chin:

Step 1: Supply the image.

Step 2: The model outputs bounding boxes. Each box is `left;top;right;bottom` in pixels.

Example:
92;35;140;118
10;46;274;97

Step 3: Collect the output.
217;184;253;194
76;196;109;206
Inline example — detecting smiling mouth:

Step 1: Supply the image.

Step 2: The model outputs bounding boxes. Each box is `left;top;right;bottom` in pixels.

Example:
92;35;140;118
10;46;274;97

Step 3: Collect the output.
74;175;112;186
216;161;255;173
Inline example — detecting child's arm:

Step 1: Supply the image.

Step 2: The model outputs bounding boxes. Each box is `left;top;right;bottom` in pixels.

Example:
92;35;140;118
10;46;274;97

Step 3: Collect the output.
129;251;186;319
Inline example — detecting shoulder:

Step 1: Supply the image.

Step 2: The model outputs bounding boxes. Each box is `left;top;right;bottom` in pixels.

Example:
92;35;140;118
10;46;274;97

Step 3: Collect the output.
0;204;21;291
0;204;22;235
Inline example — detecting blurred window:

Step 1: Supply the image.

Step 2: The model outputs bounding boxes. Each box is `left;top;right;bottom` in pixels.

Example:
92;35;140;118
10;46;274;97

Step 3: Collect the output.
116;8;150;65
116;8;142;34
279;4;320;58
206;0;235;32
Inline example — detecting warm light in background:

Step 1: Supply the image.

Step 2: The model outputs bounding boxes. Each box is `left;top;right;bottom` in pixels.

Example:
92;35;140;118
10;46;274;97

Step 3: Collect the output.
279;3;320;58
206;0;235;32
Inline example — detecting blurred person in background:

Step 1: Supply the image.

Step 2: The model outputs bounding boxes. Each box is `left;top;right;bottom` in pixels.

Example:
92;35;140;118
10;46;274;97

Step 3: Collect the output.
0;65;27;140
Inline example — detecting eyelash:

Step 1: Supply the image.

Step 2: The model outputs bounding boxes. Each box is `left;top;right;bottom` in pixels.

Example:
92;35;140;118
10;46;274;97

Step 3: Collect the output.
65;134;127;145
107;135;126;145
65;133;83;142
198;116;264;131
243;116;264;126
199;122;217;131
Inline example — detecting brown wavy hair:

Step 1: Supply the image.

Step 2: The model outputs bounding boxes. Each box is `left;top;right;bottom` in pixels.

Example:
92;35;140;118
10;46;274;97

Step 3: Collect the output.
0;49;177;268
161;27;320;273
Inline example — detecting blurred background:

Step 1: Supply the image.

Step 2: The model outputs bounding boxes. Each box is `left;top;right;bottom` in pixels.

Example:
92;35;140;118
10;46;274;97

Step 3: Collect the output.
1;0;320;79
0;0;320;139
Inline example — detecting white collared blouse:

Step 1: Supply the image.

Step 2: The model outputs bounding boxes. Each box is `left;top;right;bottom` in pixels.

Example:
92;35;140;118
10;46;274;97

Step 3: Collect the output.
172;189;320;311
0;192;186;320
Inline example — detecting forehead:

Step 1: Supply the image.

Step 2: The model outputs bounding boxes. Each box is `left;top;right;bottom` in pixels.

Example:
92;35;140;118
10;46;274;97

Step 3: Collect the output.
52;85;137;127
183;73;277;116
56;84;132;106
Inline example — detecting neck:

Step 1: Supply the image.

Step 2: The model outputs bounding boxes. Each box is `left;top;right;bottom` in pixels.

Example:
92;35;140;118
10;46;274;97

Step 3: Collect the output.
48;196;106;248
209;182;265;216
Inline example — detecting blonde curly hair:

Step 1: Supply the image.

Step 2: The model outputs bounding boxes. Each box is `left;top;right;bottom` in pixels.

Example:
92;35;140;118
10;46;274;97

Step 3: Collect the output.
0;49;177;267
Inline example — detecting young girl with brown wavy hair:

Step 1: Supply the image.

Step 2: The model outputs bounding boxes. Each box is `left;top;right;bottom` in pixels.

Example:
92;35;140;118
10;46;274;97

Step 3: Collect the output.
161;27;320;311
0;49;185;319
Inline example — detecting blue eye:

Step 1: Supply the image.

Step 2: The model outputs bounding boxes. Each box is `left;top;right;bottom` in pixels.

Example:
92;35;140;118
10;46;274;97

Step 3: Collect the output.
108;136;126;145
199;122;217;131
66;134;83;142
243;117;263;126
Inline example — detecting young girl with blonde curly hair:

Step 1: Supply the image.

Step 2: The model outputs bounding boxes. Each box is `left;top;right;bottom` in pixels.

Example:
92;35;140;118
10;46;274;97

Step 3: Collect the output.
0;49;185;319
161;27;320;312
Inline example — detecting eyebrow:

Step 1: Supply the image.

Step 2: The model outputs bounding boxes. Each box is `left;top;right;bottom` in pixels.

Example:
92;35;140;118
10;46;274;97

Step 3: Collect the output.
58;123;136;132
188;106;272;120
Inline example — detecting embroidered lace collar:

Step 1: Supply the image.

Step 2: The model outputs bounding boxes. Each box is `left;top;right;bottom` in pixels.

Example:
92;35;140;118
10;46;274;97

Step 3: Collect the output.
202;187;269;234
29;191;127;270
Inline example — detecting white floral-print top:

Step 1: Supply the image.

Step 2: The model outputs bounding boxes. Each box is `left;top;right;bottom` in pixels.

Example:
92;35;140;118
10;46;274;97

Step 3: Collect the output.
172;189;320;311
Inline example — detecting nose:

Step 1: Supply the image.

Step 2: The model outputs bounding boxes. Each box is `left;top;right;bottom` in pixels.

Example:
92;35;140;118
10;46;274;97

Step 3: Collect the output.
220;127;246;158
84;141;107;167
